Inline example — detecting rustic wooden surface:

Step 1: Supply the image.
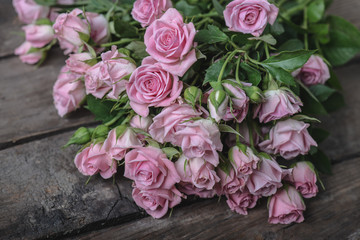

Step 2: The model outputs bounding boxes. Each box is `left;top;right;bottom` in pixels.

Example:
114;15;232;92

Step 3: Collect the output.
0;0;359;239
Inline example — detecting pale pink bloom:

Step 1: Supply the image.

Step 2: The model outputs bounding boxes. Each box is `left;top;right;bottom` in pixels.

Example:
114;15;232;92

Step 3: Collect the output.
144;8;197;77
229;145;260;176
132;185;182;218
131;0;172;27
216;167;247;195
259;119;317;160
224;0;279;37
14;41;42;64
53;66;85;117
13;0;50;24
222;82;249;123
149;103;202;144
226;189;260;215
65;52;93;75
268;186;306;224
130;115;153;132
126;56;183;117
254;89;302;123
288;162;318;198
74;143;117;179
124;147;181;190
23;24;54;48
86;12;110;44
292;55;330;85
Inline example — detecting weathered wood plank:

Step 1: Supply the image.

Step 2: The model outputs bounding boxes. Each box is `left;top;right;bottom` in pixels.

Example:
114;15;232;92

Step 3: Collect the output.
328;0;360;29
0;0;24;57
0;48;95;148
69;157;360;240
0;132;141;240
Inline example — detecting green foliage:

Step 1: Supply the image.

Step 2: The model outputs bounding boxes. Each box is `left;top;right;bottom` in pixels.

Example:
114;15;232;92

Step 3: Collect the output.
195;25;229;44
212;0;224;16
308;0;325;23
204;59;233;85
239;62;262;86
113;17;138;38
310;149;332;174
175;0;201;16
85;95;120;123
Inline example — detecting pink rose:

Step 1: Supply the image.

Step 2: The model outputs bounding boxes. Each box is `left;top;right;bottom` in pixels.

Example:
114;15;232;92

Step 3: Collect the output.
124;147;181;190
74;143;117;179
23;24;54;48
175;155;220;191
49;0;76;22
225;122;260;148
226;189;260;215
246;157;283;196
53;66;85;117
103;126;142;161
149;103;202;144
229;145;260;176
85;12;110;44
14;41;42;64
132;185;182;218
173;119;223;166
208;89;229;122
130;115;153;132
85;46;136;99
65;52;92;75
12;0;50;24
131;0;172;27
259;119;317;160
126;56;183;117
144;8;197;77
53;8;90;54
177;182;217;198
224;0;279;37
268;186;306;224
216;167;246;195
254;89;302;123
289;161;318;198
292;55;330;86
222;82;249;123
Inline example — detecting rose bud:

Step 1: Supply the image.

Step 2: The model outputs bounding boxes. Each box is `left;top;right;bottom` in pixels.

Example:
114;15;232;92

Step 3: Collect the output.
229;144;260;176
222;82;249;123
184;86;203;107
259;119;318;160
74;143;117;179
124;147;181;190
175;156;220;191
132;186;182;219
149;103;203;144
64;127;91;148
144;8;197;77
92;125;110;139
53;8;90;54
208;89;229;122
23;24;54;48
254;89;303;123
289;161;318;198
65;52;93;75
13;0;50;24
103;126;142;161
52;66;85;117
292;55;330;86
224;0;279;37
243;86;263;103
216;167;247;195
268;186;306;224
14;41;42;64
126;56;183;117
246;156;283;197
173;119;223;167
226;189;260;215
131;0;172;27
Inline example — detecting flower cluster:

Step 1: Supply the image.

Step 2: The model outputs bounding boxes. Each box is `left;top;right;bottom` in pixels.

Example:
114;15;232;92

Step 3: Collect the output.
12;0;357;224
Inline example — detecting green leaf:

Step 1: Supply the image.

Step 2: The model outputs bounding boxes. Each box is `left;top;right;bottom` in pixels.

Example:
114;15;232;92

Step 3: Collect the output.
248;34;277;45
131;128;152;137
239;62;262;86
126;41;148;59
278;39;304;52
175;0;201;16
322;15;360;66
218;124;243;138
35;18;53;26
262;50;315;71
308;0;325;23
301;87;328;115
310;128;330;143
195;25;229;44
309;23;330;44
78;31;90;43
86;95;118;123
322;92;345;112
327;69;342;90
162;147;180;161
270;21;285;35
114;17;138;38
212;0;224;16
261;64;296;86
310;148;332;174
291;114;320;123
203;59;232;85
309;84;336;102
34;0;56;6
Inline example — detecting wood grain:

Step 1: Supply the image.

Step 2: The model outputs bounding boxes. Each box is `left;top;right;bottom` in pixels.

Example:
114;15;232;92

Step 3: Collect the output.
0;131;142;240
69;157;360;240
0;48;95;148
328;0;360;28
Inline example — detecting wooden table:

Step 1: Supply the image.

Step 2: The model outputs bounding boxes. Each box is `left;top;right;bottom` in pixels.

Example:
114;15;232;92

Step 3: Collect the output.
1;1;360;239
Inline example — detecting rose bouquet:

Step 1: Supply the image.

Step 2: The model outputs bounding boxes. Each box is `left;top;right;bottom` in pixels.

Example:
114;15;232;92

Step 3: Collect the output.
13;0;360;224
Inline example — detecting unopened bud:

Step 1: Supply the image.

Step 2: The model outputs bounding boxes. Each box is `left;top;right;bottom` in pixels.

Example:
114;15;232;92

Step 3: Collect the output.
63;127;91;148
184;86;202;106
244;86;263;103
208;89;229;122
92;125;110;139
